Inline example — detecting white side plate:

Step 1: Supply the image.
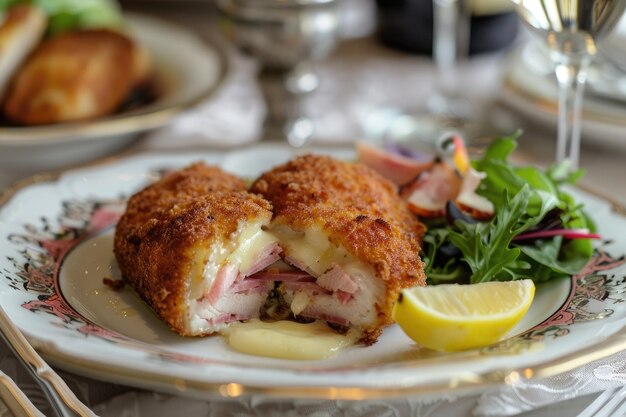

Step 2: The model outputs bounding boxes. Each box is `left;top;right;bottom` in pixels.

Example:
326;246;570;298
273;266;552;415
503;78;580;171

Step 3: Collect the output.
0;14;226;185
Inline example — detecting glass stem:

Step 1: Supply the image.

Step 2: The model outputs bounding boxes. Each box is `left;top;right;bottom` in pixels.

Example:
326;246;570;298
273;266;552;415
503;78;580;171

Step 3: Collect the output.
430;0;471;117
432;0;470;99
554;57;591;171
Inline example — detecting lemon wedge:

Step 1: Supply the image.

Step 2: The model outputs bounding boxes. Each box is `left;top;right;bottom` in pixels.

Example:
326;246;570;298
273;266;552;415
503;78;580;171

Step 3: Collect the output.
393;280;535;352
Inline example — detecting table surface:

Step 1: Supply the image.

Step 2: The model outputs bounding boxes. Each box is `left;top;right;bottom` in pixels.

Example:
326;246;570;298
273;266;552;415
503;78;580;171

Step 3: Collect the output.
1;1;625;416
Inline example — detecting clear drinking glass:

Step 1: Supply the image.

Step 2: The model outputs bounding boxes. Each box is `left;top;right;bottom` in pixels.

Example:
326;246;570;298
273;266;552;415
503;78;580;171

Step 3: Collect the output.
512;0;626;170
370;0;500;152
429;0;472;120
216;0;340;147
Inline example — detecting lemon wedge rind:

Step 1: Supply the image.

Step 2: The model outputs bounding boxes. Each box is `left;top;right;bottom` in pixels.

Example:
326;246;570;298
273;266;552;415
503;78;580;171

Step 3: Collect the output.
393;280;535;352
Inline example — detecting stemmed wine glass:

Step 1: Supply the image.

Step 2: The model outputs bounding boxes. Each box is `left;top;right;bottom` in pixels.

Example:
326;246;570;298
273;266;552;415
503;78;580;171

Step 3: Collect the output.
216;0;339;147
512;0;626;170
429;0;472;121
371;0;501;152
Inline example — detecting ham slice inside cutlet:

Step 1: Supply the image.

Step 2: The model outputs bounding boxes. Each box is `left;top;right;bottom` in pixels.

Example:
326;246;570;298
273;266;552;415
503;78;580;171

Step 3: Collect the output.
114;163;281;336
250;154;427;345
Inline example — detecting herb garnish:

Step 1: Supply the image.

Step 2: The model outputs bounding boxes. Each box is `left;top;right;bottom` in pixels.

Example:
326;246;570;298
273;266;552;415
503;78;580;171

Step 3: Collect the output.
423;133;595;285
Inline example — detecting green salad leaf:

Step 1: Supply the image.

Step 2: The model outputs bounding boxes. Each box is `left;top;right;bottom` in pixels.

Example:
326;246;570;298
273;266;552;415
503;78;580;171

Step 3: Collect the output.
1;0;122;36
0;0;21;11
424;134;595;286
422;228;467;283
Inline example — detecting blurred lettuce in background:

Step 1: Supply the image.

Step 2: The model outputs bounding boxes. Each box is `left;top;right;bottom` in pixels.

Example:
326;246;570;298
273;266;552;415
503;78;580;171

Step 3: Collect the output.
0;0;122;35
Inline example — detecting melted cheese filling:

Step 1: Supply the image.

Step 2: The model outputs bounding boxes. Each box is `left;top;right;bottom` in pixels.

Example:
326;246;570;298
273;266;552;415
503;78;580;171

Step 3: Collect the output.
201;219;278;290
228;226;278;274
188;220;278;331
271;225;352;275
270;225;383;326
188;222;383;336
225;319;356;360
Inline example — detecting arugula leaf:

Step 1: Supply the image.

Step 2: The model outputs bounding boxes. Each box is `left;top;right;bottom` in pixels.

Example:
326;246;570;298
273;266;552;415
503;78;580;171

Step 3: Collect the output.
422;228;448;274
518;236;588;276
556;191;594;265
505;253;569;282
445;181;560;284
449;186;530;283
426;264;467;284
422;228;468;284
547;161;586;185
476;131;520;163
514;166;558;197
475;137;560;217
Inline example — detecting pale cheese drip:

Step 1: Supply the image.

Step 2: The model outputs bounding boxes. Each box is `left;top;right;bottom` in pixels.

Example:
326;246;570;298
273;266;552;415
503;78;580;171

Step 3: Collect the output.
225;319;356;360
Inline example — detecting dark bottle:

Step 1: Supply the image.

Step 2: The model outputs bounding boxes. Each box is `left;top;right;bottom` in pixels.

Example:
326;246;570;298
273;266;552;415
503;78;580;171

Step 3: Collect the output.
376;0;519;56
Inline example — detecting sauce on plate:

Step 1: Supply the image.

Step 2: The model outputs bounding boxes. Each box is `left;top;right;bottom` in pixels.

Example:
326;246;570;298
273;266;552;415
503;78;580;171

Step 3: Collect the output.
225;319;356;360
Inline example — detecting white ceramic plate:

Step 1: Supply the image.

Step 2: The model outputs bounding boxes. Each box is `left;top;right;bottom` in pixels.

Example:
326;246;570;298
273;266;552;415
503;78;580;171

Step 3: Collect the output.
500;40;626;150
1;146;626;400
0;14;226;183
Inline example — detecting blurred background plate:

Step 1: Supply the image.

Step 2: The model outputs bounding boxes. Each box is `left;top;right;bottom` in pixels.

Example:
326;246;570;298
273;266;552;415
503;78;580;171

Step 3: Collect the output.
0;13;227;185
499;22;626;151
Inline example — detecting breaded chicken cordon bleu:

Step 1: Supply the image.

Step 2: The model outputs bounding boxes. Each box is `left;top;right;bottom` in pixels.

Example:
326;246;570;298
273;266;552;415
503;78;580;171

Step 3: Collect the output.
251;155;426;344
114;156;426;345
114;163;282;336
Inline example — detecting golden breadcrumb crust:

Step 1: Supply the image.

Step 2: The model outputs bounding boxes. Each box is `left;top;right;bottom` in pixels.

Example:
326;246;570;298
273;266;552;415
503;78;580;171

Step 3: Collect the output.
4;29;144;124
119;162;247;227
114;163;271;336
250;154;426;344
